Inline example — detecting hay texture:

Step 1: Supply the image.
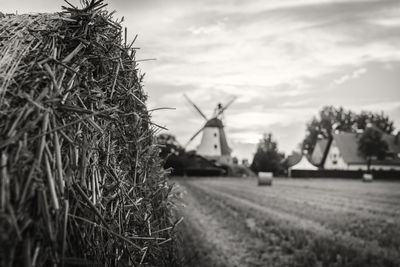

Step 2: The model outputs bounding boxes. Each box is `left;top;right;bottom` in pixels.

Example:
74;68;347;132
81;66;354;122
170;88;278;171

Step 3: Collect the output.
257;172;273;186
0;1;178;266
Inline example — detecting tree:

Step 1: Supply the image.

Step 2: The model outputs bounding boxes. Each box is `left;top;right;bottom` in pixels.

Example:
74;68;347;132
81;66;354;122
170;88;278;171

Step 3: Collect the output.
358;127;388;172
232;156;238;165
354;111;394;134
156;133;184;159
251;133;285;175
156;133;187;172
302;106;355;154
302;106;394;155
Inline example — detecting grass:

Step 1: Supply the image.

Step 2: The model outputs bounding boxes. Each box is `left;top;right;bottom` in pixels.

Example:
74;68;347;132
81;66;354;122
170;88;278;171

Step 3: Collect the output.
175;178;400;267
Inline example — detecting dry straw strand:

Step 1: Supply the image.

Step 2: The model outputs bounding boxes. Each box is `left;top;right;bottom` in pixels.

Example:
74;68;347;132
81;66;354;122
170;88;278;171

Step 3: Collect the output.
0;1;179;266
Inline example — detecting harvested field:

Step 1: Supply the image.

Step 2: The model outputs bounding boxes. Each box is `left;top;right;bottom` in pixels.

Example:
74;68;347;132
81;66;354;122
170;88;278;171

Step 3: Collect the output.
174;177;400;267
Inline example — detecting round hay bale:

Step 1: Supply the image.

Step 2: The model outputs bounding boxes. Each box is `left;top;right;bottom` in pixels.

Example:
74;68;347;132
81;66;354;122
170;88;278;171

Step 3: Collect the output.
257;172;273;186
0;1;178;266
258;177;273;186
362;173;373;182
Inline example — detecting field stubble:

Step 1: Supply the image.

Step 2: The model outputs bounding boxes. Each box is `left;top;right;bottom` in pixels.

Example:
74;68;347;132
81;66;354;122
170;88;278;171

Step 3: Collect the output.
174;178;400;267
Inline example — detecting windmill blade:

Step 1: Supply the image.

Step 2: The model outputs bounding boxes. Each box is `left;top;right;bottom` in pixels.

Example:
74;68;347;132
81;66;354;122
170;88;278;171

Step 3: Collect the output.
216;96;237;117
184;126;205;148
184;94;208;121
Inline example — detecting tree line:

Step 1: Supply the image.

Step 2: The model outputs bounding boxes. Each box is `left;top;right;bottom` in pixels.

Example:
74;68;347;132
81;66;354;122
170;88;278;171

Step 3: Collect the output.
251;106;395;174
302;106;393;155
156;105;395;175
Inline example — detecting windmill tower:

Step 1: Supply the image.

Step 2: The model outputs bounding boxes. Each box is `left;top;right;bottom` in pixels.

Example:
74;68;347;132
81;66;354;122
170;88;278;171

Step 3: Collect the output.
184;95;236;165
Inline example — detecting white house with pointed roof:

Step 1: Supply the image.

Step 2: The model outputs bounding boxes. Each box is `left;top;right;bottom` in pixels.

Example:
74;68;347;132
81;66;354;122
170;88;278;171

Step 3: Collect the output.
323;132;400;171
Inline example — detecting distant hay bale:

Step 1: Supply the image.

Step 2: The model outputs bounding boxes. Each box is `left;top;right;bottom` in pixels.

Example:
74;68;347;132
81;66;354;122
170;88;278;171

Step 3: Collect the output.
362;173;373;182
257;172;273;186
0;1;178;266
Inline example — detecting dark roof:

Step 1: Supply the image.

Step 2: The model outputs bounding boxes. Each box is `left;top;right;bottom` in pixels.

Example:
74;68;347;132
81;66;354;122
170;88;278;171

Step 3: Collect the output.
332;132;400;165
318;139;329;154
286;152;302;167
383;134;400;154
205;118;224;128
311;139;329;166
333;133;363;164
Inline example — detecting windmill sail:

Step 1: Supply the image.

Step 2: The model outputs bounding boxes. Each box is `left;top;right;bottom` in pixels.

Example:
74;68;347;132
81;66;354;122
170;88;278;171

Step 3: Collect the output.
184;126;205;147
184;94;236;165
184;94;208;121
215;96;237;117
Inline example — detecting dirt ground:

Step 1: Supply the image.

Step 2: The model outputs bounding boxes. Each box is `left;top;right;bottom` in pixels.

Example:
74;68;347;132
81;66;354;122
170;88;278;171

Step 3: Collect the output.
173;177;400;267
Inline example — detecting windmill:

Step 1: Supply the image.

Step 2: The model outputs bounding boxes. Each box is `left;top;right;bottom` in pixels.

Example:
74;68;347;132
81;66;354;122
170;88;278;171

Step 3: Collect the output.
184;94;236;165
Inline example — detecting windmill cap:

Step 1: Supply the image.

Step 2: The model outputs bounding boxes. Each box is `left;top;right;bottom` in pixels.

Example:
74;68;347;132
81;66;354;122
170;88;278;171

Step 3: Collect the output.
205;118;224;128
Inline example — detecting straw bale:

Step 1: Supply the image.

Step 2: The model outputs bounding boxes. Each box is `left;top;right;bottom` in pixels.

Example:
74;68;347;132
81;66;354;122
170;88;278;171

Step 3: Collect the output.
257;172;273;186
0;1;179;266
257;177;272;186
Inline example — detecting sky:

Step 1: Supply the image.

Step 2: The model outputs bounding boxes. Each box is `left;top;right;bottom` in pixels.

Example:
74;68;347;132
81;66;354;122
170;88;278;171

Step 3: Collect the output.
3;0;400;161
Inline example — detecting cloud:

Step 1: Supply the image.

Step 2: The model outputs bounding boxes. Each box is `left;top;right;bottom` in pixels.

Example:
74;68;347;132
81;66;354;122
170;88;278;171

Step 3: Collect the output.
132;0;400;155
8;0;400;157
372;17;400;27
334;68;367;84
188;21;226;35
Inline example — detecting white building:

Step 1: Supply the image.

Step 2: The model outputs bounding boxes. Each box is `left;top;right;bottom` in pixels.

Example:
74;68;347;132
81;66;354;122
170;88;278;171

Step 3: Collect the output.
322;132;400;171
196;118;232;165
288;154;318;177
